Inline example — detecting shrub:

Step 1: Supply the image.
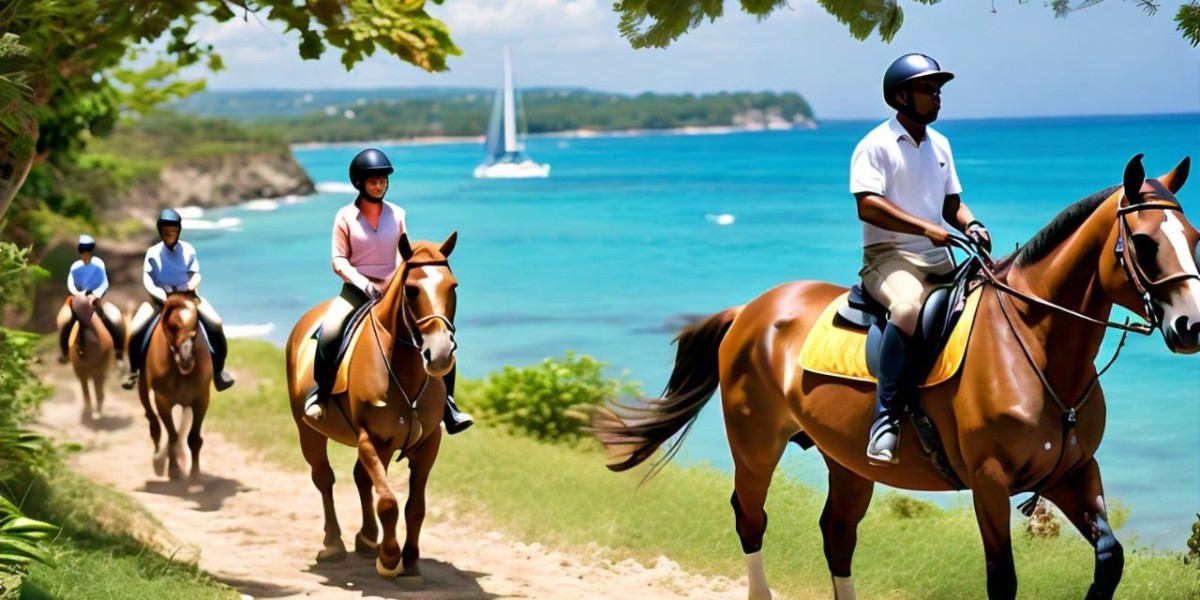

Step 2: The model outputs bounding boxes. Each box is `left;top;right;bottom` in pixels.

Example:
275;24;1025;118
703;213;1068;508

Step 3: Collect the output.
1187;513;1200;567
465;351;640;445
880;493;937;519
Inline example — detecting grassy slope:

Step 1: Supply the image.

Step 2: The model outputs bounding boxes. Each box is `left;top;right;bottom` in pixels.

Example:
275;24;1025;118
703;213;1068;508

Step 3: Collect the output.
212;339;1198;599
18;461;236;599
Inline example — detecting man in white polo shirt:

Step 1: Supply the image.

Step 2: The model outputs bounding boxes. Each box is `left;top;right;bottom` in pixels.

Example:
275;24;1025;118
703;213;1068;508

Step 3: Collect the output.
851;53;991;465
122;208;235;392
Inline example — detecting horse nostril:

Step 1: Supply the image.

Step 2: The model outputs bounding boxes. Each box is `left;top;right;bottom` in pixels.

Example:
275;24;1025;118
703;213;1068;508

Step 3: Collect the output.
422;349;432;363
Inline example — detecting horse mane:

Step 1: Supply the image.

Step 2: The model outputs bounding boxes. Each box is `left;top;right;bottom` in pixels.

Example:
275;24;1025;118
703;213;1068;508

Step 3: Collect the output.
992;185;1119;274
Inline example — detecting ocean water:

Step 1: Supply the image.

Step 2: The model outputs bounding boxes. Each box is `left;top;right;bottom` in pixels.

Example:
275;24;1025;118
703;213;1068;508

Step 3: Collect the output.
187;114;1200;549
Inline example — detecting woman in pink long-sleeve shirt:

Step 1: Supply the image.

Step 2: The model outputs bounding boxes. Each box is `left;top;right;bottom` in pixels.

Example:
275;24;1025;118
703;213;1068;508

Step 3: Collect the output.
305;149;473;435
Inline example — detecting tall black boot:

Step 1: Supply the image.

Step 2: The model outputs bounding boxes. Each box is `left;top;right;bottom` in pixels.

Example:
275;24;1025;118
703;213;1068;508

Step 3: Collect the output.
442;367;474;435
199;315;235;392
867;323;918;465
57;315;76;364
122;325;145;390
306;332;339;420
96;305;125;362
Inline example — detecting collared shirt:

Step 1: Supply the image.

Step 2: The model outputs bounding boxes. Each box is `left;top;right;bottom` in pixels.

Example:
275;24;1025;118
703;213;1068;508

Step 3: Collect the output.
850;117;962;253
68;257;109;296
144;240;199;301
332;200;406;284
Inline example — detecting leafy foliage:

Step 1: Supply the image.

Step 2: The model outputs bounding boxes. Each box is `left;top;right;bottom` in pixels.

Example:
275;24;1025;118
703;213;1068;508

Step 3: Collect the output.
465;352;641;445
1188;513;1200;567
613;0;1200;48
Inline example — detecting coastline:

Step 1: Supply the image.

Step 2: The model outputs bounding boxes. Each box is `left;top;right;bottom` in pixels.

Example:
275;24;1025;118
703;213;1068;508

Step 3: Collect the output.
288;120;820;151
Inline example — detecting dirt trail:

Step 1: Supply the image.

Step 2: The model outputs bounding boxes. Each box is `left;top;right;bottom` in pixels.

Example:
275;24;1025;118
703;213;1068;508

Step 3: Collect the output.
34;362;767;600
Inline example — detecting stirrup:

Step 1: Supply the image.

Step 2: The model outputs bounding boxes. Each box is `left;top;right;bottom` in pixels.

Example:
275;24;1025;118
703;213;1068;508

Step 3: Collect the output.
304;389;327;421
867;415;901;466
121;372;139;391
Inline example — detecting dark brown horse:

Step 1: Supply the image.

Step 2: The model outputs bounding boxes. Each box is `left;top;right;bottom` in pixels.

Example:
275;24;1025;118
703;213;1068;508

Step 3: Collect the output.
138;291;213;485
593;155;1200;599
285;232;458;583
59;296;121;422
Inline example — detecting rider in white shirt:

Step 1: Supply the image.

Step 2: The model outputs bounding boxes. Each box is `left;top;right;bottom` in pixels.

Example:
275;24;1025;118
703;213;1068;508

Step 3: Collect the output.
56;234;125;363
851;54;991;465
122;209;235;392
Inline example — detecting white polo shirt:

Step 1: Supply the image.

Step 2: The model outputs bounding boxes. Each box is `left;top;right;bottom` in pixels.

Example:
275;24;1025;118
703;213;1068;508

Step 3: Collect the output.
850;117;962;254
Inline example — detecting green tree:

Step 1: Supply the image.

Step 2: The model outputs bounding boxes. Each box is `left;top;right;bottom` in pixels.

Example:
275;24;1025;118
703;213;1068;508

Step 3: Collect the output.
0;0;461;222
614;0;1200;49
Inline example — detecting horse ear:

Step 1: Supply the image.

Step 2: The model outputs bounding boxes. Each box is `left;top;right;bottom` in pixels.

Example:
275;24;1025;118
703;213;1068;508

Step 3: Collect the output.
439;231;458;258
398;233;414;261
1123;153;1146;204
1159;156;1190;194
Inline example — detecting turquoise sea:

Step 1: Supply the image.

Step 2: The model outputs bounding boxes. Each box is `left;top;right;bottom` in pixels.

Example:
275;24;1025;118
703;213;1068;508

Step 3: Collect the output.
187;114;1200;549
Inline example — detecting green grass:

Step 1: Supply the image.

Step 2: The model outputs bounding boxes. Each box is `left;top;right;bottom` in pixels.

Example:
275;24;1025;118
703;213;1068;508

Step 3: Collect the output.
213;339;1200;599
14;462;236;599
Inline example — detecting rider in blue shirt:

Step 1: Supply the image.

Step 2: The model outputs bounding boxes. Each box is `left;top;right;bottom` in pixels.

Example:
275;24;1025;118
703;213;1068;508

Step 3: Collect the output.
56;234;126;363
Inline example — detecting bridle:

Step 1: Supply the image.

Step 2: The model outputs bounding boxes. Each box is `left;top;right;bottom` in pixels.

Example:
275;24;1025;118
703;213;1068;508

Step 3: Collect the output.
1114;179;1200;331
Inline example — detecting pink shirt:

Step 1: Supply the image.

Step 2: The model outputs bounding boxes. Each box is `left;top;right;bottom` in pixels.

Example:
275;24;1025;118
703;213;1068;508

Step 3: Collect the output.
331;200;406;285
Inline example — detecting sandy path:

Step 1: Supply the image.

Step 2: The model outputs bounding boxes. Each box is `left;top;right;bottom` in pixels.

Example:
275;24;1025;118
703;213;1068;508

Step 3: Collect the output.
33;362;768;600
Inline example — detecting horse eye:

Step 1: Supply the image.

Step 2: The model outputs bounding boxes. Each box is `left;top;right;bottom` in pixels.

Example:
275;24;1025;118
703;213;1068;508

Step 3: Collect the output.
405;285;420;301
1131;233;1161;276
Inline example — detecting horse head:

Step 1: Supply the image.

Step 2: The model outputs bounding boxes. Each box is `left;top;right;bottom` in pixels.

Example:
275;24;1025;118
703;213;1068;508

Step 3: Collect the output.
162;291;202;374
1103;154;1200;353
391;231;458;377
71;294;96;328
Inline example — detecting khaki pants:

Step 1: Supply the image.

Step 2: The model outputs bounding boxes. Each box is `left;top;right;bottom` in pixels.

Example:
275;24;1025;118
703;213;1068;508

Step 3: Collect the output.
859;245;954;335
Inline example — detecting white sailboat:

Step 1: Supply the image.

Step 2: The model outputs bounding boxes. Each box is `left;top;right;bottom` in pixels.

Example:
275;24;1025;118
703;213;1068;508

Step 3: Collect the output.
473;48;550;179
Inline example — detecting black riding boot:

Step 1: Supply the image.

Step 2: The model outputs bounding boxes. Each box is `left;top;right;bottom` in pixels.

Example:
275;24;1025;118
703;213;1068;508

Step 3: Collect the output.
122;325;146;390
867;323;918;465
442;367;474;435
58;315;77;364
199;314;235;392
95;305;125;362
306;330;340;420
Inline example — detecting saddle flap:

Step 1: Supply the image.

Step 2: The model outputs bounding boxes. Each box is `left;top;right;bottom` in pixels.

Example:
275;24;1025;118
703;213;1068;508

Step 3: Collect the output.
836;284;885;330
306;301;379;396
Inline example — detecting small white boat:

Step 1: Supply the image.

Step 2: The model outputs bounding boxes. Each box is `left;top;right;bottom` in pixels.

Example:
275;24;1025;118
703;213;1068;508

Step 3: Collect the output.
474;48;550;179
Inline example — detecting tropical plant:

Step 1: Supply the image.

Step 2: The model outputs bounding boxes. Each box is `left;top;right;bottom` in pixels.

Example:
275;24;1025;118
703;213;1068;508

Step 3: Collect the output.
613;0;1200;49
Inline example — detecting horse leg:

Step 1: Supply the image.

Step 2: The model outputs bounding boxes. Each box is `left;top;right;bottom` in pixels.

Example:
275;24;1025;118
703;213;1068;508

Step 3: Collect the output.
971;458;1017;599
353;458;379;556
77;373;92;424
92;372;105;420
186;396;208;486
138;376;165;476
819;453;875;600
355;429;403;578
155;395;182;481
1042;459;1123;599
726;394;788;600
399;429;442;583
297;419;345;562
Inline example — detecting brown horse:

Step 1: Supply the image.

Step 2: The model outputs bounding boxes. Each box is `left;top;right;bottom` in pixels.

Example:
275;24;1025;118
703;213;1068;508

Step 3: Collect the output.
60;297;121;422
138;291;213;484
285;232;458;583
593;155;1200;600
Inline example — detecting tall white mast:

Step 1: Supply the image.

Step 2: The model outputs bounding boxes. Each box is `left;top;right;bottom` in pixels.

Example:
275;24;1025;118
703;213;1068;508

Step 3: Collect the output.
502;46;521;153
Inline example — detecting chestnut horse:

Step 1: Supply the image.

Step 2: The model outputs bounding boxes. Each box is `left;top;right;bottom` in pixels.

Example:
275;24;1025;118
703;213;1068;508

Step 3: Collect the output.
285;233;458;583
593;155;1200;599
138;291;213;484
60;297;122;422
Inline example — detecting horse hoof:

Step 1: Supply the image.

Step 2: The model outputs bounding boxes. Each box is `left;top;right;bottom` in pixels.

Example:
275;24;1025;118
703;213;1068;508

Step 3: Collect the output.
152;454;167;477
354;532;378;557
376;556;404;578
316;543;347;563
168;465;183;481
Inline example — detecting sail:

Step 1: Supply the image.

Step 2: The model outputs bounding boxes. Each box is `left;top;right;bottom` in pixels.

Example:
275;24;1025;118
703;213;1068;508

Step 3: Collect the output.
502;47;521;154
483;84;505;163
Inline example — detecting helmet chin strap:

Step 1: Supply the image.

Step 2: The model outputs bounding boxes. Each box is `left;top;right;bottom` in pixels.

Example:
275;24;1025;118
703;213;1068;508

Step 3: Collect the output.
359;192;385;203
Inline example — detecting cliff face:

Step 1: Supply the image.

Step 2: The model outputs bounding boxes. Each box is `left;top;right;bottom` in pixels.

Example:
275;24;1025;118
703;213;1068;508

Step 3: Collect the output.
115;150;315;222
23;150;316;333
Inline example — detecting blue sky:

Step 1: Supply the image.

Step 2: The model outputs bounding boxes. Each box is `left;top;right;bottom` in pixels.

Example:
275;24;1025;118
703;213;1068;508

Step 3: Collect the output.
189;0;1200;119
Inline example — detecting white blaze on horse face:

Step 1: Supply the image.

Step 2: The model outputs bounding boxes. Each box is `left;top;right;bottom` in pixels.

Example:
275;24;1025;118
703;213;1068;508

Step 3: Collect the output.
1161;213;1200;308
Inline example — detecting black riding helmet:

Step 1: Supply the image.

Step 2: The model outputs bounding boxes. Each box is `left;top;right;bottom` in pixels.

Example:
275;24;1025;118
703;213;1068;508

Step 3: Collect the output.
883;53;954;112
156;208;182;237
349;148;394;202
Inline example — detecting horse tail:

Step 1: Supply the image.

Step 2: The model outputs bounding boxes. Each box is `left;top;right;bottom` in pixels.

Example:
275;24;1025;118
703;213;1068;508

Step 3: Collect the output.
590;305;741;479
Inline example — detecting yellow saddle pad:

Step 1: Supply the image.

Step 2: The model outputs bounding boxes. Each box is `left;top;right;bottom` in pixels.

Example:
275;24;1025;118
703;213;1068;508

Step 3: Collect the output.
798;288;982;388
295;317;371;395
